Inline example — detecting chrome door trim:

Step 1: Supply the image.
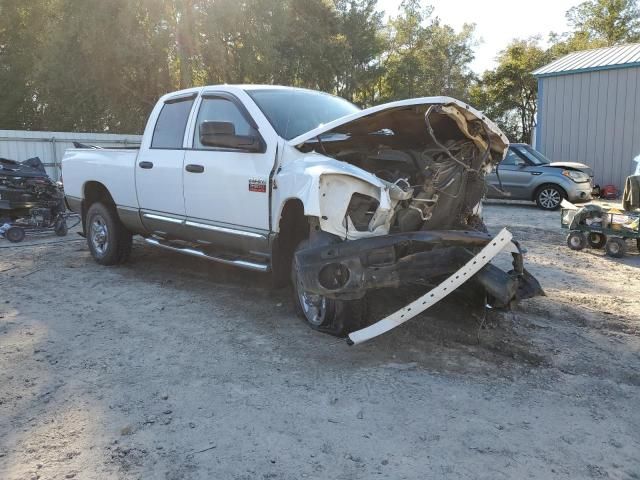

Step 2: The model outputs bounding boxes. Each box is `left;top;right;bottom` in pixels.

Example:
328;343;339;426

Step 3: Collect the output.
184;220;267;240
143;213;184;224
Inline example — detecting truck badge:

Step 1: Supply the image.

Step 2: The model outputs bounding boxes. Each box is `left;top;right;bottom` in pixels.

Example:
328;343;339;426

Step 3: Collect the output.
248;178;267;193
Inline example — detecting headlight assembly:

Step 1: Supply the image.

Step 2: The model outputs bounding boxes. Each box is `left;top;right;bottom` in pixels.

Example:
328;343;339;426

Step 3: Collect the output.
562;169;589;183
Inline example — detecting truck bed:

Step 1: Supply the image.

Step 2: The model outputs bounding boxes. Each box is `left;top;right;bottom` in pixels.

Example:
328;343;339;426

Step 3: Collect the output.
62;148;139;208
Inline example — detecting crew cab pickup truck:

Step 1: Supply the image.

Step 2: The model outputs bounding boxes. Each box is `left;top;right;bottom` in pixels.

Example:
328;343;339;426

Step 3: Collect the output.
62;85;542;343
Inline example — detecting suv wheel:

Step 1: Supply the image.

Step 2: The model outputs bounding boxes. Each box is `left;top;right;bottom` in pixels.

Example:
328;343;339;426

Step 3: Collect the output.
535;184;564;210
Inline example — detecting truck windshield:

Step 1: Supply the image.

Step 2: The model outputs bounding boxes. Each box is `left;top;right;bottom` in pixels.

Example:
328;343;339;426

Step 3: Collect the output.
247;89;360;141
514;145;551;165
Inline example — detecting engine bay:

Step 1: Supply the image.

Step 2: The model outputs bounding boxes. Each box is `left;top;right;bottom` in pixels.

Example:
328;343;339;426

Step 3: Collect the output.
298;103;507;236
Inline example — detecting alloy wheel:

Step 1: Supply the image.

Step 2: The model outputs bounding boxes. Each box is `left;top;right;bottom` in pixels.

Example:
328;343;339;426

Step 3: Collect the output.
90;215;109;256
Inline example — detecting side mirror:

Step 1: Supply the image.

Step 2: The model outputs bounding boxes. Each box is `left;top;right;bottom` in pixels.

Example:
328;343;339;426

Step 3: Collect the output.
514;158;526;167
199;121;261;152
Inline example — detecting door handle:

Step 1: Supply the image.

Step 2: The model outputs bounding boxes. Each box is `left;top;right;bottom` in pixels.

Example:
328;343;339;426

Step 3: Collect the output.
138;161;154;169
185;164;205;173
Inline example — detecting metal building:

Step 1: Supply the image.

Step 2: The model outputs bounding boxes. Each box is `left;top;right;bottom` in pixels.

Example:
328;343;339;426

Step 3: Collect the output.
533;43;640;190
0;130;141;181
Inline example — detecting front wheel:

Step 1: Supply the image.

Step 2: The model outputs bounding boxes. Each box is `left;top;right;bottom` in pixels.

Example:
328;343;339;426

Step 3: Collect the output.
535;184;564;210
291;240;366;337
567;231;586;251
86;202;132;265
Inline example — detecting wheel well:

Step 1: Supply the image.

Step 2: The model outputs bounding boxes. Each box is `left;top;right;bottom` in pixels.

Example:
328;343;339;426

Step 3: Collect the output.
271;199;310;286
533;183;567;201
82;181;116;233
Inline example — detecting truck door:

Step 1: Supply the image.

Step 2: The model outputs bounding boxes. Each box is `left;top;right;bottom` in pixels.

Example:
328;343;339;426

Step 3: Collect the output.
136;94;195;234
181;93;275;252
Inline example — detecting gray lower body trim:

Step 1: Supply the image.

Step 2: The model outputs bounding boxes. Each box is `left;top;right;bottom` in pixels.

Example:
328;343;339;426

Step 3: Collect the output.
140;210;271;256
65;195;82;214
184;220;266;240
118;205;147;235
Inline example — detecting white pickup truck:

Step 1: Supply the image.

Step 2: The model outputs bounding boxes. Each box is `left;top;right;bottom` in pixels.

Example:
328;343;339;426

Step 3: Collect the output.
62;85;542;342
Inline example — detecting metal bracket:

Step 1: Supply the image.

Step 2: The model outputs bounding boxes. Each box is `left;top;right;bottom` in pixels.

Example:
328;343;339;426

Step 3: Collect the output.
347;228;514;345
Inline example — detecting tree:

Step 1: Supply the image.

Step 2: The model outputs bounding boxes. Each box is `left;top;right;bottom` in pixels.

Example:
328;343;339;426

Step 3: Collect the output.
0;0;52;130
379;0;476;102
333;0;385;105
471;39;550;143
0;0;479;133
566;0;640;45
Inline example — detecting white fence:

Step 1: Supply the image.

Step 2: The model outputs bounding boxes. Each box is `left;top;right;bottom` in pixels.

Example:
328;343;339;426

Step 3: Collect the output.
0;130;142;181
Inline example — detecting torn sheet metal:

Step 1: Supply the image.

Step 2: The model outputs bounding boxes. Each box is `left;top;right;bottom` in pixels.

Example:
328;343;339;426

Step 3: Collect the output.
347;228;514;345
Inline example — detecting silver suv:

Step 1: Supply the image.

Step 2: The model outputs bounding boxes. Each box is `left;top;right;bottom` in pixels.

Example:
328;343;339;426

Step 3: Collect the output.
486;144;593;210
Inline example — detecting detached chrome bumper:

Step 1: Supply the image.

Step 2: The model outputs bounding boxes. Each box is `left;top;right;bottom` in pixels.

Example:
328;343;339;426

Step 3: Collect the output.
294;228;543;307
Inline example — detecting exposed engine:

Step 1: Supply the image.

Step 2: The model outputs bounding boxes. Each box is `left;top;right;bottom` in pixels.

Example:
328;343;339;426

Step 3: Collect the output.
0;157;66;224
300;103;505;238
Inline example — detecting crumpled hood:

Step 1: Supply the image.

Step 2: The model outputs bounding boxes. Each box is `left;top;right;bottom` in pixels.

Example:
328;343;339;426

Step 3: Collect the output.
288;96;508;160
548;161;593;176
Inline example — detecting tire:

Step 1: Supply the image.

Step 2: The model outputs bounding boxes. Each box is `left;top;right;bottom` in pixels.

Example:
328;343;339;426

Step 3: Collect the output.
605;237;626;258
85;202;132;265
6;226;25;243
291;240;366;337
566;231;586;251
586;232;606;249
535;184;565;210
54;218;68;237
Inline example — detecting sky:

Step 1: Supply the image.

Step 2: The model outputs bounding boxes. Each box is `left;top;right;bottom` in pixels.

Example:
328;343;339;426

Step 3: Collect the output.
377;0;583;73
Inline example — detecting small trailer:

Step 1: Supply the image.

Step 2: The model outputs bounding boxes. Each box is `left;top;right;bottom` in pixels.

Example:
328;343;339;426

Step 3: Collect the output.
562;207;640;258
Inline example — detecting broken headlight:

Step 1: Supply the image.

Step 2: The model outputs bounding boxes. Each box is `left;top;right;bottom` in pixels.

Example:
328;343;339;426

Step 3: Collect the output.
346;193;380;231
562;170;589;183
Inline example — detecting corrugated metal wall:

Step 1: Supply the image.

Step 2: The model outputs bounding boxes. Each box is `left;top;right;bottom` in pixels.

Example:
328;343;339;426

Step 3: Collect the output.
0;130;141;180
536;66;640;189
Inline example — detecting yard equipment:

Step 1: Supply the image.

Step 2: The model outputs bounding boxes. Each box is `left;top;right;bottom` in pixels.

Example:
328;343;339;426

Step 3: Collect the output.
561;206;640;258
0;155;76;243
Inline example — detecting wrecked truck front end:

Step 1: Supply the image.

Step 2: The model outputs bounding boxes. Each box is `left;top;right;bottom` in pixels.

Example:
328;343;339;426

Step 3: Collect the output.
283;96;543;342
294;229;542;308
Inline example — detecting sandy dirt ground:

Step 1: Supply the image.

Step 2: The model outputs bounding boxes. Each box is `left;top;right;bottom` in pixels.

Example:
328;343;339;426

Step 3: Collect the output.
1;202;639;479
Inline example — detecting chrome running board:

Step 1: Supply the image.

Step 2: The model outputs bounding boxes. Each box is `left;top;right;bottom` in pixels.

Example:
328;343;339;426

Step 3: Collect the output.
144;237;269;272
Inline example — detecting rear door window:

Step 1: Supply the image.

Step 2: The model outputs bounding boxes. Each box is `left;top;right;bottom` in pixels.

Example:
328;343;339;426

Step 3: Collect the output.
151;97;195;149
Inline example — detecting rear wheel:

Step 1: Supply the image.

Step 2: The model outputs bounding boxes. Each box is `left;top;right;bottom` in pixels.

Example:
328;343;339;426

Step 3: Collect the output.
54;218;68;237
291;240;366;337
6;226;25;243
566;231;586;251
86;202;132;265
535;184;564;210
587;232;606;249
605;237;626;258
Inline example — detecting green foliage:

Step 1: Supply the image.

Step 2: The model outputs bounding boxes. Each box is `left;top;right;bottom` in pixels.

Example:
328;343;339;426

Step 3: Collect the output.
566;0;640;45
470;40;550;143
473;0;640;144
379;1;476;102
0;0;479;133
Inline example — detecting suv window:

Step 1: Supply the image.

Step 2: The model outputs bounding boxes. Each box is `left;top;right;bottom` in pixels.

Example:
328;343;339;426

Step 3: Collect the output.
194;97;252;149
151;97;195;149
501;148;523;166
